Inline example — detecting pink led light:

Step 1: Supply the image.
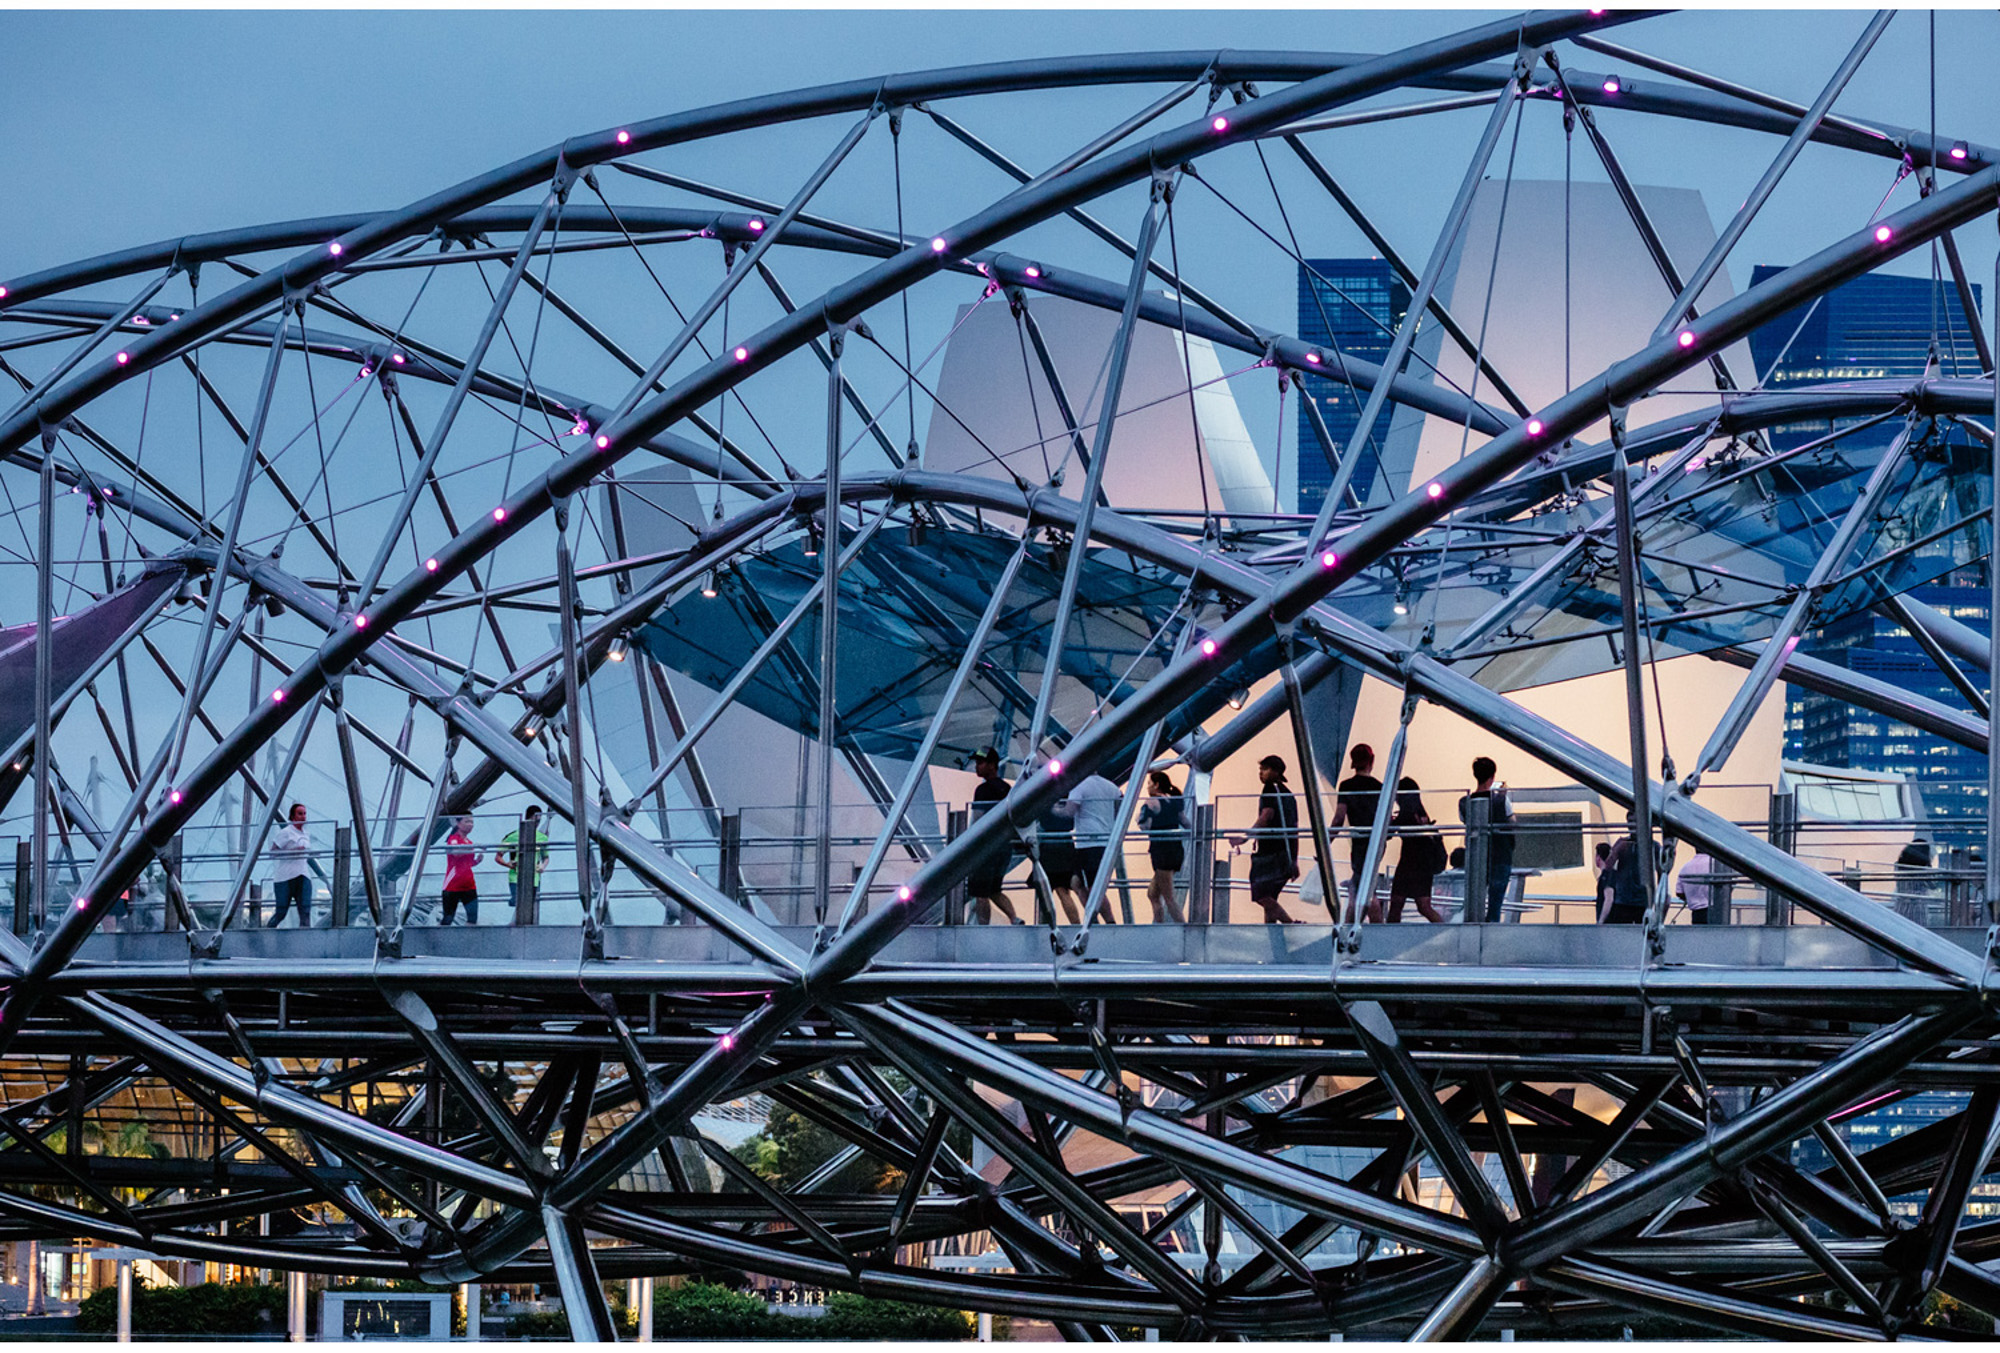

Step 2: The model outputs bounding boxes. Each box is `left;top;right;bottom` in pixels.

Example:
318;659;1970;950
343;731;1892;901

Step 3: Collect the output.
1526;418;1544;436
168;790;182;805
328;242;344;257
930;237;948;253
272;688;287;703
391;353;406;365
733;346;749;362
359;366;373;379
595;434;611;450
75;897;90;911
1951;144;1969;160
1048;759;1064;778
1602;77;1621;95
1677;330;1696;349
115;351;130;365
1024;264;1042;279
615;129;631;144
747;217;766;233
0;286;9;300
897;885;913;903
133;315;150;327
168;312;178;321
493;507;507;521
1305;351;1322;365
354;614;368;629
720;1033;735;1051
1211;115;1229;133
425;557;439;572
1320;550;1337;569
1200;637;1218;657
1873;224;1893;243
1426;482;1444;500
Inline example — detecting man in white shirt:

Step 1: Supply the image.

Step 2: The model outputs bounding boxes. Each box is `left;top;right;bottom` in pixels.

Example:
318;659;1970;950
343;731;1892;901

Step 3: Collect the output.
1062;771;1123;919
268;802;313;927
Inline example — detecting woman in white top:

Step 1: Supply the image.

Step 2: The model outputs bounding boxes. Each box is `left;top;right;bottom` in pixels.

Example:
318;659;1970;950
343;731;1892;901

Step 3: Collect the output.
268;803;312;927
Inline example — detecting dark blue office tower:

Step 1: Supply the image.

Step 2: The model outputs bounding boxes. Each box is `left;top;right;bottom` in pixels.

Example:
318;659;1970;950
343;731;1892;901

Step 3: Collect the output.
1295;260;1411;517
1746;267;1988;823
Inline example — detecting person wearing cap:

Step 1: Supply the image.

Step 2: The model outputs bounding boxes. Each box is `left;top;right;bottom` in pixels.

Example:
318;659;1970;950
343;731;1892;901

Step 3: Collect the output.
966;748;1023;924
1232;755;1300;923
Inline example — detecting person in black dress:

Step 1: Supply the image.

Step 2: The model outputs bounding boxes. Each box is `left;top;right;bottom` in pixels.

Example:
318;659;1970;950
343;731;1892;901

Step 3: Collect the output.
1034;753;1083;924
1330;743;1384;922
966;748;1023;924
1137;770;1188;923
1232;755;1300;923
1386;777;1446;923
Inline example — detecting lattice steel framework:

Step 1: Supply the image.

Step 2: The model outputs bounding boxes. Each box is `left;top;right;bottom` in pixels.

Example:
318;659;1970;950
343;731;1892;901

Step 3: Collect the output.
1;9;1999;1339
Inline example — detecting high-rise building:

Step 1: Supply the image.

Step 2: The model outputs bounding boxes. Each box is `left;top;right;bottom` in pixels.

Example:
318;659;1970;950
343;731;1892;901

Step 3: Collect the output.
1295;259;1411;516
1746;267;1990;825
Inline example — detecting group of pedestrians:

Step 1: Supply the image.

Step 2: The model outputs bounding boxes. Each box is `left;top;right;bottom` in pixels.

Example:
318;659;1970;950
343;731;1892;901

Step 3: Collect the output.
966;748;1192;926
259;804;550;928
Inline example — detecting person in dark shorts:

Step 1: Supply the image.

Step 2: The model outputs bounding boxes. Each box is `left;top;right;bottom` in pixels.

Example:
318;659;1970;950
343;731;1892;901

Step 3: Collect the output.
1456;757;1515;922
1138;770;1187;923
966;748;1023;924
1034;755;1083;924
1386;778;1446;923
1330;743;1384;922
1233;755;1300;923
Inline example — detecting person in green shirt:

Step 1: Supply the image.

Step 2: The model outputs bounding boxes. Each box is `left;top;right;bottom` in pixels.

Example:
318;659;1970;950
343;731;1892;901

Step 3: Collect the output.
497;804;550;909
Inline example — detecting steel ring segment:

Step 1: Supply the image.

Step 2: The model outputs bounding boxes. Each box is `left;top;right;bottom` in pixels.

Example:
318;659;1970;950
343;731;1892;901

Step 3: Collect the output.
5;29;1995;313
0;17;1634;444
0;7;1638;1052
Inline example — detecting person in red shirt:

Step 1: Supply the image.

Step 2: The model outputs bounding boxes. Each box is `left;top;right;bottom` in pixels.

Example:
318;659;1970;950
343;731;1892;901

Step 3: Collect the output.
441;814;483;926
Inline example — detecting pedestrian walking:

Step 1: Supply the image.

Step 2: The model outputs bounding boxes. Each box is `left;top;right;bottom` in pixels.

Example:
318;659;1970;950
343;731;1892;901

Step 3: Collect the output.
1386;778;1447;923
1138;771;1188;923
268;803;313;927
1456;757;1516;922
441;814;483;925
967;749;1024;924
1233;755;1300;924
1331;744;1385;922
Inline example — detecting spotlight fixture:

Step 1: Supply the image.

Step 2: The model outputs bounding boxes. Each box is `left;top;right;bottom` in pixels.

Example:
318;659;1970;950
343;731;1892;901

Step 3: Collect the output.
606;633;629;663
1950;141;1970;161
701;570;719;599
1226;688;1249;710
1602;75;1622;95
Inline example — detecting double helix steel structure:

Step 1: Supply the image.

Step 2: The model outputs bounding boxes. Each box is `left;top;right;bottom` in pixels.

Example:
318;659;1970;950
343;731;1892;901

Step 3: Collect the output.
3;8;2000;1339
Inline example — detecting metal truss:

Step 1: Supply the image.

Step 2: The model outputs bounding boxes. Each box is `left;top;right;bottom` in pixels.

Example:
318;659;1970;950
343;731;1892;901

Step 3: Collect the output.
1;9;1999;1340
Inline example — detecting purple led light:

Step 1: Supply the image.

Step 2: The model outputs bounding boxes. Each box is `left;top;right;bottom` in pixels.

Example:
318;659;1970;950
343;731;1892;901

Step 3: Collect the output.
930;237;948;254
169;789;182;805
733;346;749;362
75;897;90;911
747;217;766;233
272;688;286;703
0;286;9;299
359;366;372;379
354;614;368;629
1426;482;1444;500
115;351;130;365
615;129;631;145
425;557;439;572
1602;76;1621;95
897;885;913;903
720;1033;735;1051
595;434;611;450
1320;550;1337;569
1200;637;1218;657
1024;264;1042;279
1526;418;1544;436
1304;351;1322;365
1874;224;1893;243
1951;143;1970;160
1677;330;1696;349
1684;456;1706;473
391;353;406;365
328;242;343;257
1048;759;1064;778
1211;115;1229;133
133;315;150;327
493;507;507;522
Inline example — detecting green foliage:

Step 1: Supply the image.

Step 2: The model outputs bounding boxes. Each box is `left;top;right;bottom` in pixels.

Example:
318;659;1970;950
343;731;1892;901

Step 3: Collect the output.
1920;1289;1996;1334
817;1291;974;1340
504;1309;575;1339
732;1103;894;1194
651;1280;788;1339
76;1280;284;1336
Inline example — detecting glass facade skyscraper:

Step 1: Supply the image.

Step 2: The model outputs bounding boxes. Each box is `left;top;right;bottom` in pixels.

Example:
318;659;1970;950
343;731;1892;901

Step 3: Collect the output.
1746;267;1990;825
1295;259;1411;517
